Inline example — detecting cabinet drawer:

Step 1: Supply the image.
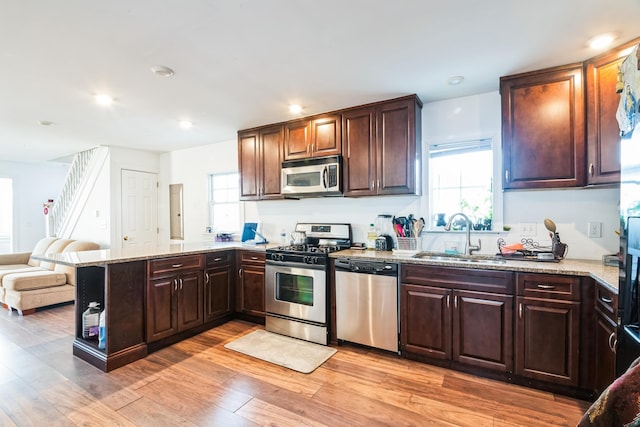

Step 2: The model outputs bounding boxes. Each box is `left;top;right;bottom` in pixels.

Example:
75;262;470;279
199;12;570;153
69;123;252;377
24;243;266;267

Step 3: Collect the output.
516;273;580;301
206;251;233;267
595;281;618;320
148;255;204;278
240;251;265;264
402;264;513;294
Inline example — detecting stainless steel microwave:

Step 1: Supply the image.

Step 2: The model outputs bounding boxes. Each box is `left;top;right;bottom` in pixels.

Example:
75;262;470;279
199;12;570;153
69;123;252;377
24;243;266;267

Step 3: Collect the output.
281;155;342;197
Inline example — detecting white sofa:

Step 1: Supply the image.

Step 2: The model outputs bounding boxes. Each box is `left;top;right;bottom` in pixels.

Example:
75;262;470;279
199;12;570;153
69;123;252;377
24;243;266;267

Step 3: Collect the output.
0;237;99;315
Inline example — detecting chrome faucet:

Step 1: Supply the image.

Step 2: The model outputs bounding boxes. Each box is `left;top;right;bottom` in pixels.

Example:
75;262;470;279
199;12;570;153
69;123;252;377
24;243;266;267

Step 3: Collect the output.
444;212;481;256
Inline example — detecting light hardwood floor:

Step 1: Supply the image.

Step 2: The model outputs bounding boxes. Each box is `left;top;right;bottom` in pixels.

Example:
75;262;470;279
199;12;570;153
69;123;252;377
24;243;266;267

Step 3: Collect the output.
0;304;590;426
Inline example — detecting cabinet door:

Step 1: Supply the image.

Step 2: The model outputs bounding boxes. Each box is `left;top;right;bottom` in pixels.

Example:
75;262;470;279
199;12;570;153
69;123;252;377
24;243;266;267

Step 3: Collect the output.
177;271;203;331
584;40;639;184
515;297;580;386
204;265;233;322
311;115;341;157
501;64;585;189
239;264;265;317
238;130;260;200
146;276;178;342
594;309;617;395
400;284;451;360
283;119;311;160
376;98;420;195
260;125;283;199
453;290;513;372
342;106;376;196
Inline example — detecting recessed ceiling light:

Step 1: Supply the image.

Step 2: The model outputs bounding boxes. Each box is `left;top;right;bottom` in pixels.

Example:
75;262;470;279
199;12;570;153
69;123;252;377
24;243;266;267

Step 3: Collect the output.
94;93;114;106
179;120;193;129
289;104;303;114
38;120;54;126
588;33;617;50
447;76;465;86
151;65;175;77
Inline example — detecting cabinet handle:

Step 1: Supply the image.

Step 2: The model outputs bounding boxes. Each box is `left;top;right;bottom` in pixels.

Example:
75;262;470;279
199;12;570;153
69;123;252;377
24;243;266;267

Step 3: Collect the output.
205;272;210;284
537;284;555;290
589;163;595;177
505;170;509;182
519;303;523;319
311;144;315;153
251;256;258;260
179;278;183;290
446;295;450;308
599;294;613;304
608;331;617;353
239;268;243;278
213;257;223;262
173;279;178;292
377;179;380;189
172;263;183;268
454;295;458;309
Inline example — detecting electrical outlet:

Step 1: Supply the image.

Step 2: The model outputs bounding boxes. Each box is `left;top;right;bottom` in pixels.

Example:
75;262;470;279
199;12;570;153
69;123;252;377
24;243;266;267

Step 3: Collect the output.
588;221;602;238
520;222;537;236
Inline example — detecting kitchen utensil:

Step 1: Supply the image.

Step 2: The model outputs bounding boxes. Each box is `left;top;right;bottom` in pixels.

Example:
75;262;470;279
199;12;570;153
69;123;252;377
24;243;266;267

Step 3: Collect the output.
375;235;394;251
394;223;405;237
543;218;557;233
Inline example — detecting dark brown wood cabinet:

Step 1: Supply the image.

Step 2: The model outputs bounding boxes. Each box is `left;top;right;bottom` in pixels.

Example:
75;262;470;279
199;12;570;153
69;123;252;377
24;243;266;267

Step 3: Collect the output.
401;265;513;373
146;255;204;343
238;125;283;200
594;281;618;395
585;38;640;185
283;115;341;160
204;251;234;323
343;95;422;196
500;63;585;189
515;273;581;387
236;250;266;322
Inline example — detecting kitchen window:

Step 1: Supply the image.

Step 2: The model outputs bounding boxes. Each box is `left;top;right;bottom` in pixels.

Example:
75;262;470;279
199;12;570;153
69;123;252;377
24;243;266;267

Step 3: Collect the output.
428;138;494;231
208;172;241;233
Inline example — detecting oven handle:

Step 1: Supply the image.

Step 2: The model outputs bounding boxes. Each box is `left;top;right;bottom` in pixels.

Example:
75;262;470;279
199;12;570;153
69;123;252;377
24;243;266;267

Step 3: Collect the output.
266;260;325;271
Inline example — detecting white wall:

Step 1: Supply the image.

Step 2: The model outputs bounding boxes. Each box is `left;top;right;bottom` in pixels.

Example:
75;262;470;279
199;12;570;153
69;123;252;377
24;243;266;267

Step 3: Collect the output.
0;160;69;251
161;91;620;260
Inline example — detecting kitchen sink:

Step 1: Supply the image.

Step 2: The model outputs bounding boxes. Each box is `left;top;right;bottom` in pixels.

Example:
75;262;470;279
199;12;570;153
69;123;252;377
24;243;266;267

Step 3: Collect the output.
412;252;507;265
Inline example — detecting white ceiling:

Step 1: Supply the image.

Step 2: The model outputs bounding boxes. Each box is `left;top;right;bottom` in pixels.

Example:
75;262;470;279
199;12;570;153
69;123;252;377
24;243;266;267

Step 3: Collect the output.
2;0;640;163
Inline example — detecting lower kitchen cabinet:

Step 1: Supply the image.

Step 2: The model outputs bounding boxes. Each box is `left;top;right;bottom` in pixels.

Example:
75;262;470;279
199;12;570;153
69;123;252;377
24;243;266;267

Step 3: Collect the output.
204;251;235;323
146;255;204;343
236;251;266;322
515;273;581;387
594;280;618;395
400;265;514;373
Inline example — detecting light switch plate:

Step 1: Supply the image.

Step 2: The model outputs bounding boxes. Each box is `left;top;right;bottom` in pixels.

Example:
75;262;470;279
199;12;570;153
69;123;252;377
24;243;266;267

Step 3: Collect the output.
520;222;537;236
588;221;602;238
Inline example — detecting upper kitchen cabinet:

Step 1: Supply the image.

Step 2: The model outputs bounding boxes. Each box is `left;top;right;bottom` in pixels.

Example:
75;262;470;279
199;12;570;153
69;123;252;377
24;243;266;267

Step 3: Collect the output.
238;125;283;201
501;63;585;189
342;95;422;196
283;114;341;160
584;38;640;185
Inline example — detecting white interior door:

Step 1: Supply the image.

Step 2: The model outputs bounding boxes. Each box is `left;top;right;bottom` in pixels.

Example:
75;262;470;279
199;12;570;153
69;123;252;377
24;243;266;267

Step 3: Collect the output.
121;169;158;249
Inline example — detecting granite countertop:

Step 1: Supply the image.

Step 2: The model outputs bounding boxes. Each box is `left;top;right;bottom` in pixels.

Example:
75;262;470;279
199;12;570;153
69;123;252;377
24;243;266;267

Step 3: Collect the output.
31;241;276;268
331;249;619;292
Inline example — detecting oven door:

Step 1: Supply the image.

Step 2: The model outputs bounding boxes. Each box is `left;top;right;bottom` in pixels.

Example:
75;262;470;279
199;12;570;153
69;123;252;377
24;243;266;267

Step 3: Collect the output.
265;262;326;325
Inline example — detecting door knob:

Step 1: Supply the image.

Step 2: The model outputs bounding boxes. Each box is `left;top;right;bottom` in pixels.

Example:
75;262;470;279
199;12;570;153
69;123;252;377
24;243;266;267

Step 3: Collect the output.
123;235;129;241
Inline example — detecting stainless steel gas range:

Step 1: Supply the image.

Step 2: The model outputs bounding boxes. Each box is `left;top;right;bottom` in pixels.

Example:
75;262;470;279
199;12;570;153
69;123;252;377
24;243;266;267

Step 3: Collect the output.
265;223;351;345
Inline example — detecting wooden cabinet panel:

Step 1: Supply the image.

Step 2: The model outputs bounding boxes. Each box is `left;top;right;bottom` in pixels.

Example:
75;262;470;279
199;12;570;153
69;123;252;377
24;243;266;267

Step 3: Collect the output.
501;64;585;189
177;271;203;331
342;107;376;196
401;284;451;360
515;296;580;386
311;115;341;157
585;38;639;185
594;309;617;395
148;255;204;279
204;251;234;323
517;273;580;301
146;276;178;342
238;126;283;200
453;290;513;372
284;120;310;160
342;95;422;197
237;251;266;319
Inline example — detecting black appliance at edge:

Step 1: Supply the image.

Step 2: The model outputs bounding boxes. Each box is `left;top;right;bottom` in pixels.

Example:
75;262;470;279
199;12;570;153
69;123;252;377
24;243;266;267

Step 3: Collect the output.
616;43;640;375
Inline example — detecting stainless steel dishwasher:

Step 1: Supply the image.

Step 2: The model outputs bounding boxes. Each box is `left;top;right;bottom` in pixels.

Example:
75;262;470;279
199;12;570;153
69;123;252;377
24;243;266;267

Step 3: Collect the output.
334;258;399;353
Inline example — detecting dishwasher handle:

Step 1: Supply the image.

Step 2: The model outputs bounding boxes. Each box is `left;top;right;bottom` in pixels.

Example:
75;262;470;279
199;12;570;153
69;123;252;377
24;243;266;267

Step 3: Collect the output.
335;258;398;275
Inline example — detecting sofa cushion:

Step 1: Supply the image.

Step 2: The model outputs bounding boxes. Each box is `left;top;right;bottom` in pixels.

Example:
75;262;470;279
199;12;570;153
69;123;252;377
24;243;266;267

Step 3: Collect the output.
63;241;100;252
39;239;74;270
3;270;67;291
27;237;59;267
0;264;31;270
0;267;43;283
